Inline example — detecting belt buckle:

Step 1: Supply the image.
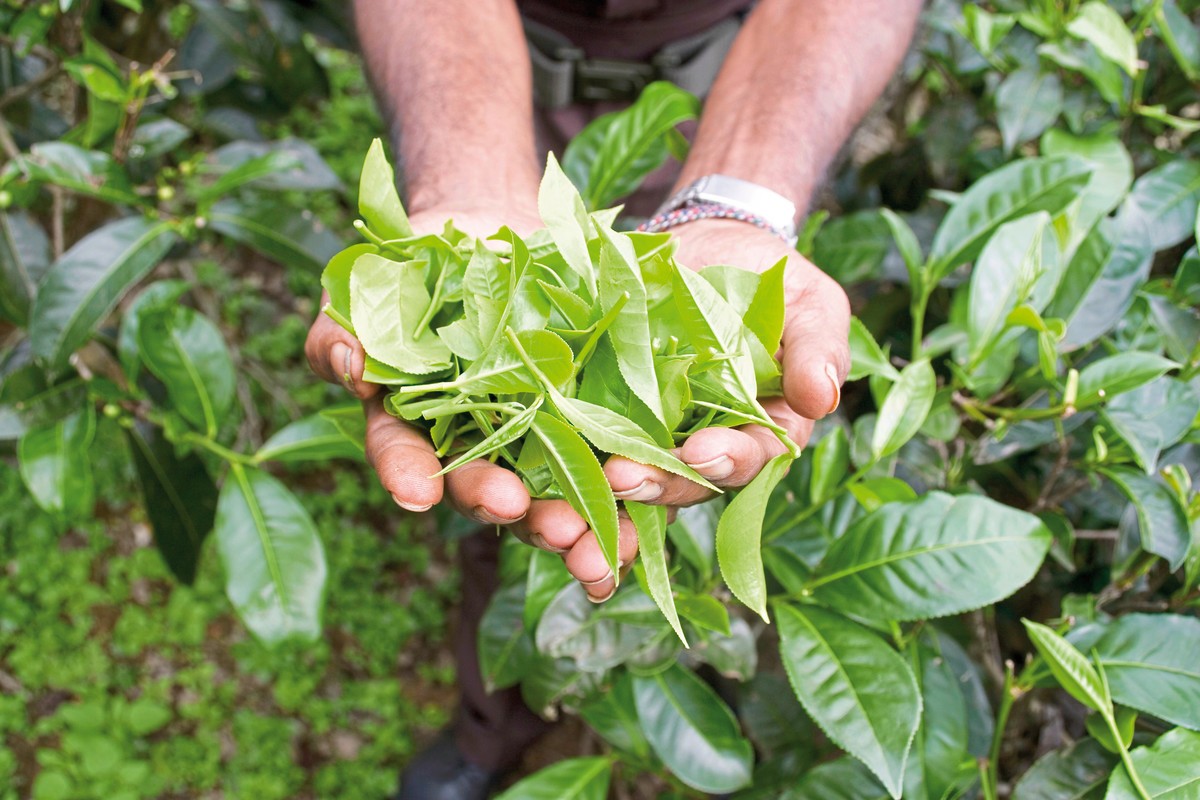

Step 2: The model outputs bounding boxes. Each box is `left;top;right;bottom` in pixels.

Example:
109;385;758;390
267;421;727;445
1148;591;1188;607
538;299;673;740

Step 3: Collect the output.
574;59;656;103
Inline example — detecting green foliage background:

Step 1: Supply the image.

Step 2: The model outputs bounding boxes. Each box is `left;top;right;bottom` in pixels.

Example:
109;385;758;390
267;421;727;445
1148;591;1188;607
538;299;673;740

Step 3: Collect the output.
1;0;1199;798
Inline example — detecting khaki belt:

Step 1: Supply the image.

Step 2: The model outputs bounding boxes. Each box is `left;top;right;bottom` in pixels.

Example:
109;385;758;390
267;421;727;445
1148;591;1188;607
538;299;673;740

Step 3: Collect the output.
524;15;743;108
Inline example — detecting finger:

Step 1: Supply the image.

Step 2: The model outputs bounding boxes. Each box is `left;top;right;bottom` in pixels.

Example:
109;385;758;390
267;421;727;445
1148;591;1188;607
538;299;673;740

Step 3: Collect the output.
603;425;781;508
563;516;639;602
510;499;590;554
364;397;443;512
443;458;531;526
780;262;851;420
304;291;379;399
760;395;815;452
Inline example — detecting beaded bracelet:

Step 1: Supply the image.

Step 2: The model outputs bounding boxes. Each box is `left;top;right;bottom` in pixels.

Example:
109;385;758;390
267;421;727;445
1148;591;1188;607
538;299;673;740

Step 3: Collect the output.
636;200;791;242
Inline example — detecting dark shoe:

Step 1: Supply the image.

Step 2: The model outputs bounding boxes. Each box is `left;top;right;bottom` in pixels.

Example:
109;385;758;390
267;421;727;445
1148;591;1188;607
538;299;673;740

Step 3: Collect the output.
393;728;498;800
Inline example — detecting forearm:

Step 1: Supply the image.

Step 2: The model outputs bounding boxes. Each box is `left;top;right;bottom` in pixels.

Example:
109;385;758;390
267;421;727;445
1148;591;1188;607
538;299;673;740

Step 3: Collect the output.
352;0;540;213
679;0;922;216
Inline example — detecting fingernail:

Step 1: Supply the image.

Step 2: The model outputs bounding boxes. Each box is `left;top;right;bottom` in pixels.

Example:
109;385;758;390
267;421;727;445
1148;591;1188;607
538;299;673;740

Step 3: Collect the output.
474;506;525;525
394;496;432;513
580;569;614;587
612;480;663;502
530;533;567;554
331;343;353;391
685;454;734;480
825;362;842;415
586;584;616;604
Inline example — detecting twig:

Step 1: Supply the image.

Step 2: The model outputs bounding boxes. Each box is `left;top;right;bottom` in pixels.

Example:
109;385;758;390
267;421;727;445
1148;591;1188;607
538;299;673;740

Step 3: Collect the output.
969;608;1006;693
0;64;63;110
1031;437;1071;512
0;33;58;63
0;111;19;160
50;186;65;258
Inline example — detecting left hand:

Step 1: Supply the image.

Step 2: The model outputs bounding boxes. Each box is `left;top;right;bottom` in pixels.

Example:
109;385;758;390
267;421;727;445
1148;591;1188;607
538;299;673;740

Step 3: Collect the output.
513;219;851;601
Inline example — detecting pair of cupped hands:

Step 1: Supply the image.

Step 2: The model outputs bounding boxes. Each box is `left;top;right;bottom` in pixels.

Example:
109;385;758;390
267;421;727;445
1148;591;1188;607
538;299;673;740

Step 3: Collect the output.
305;204;850;603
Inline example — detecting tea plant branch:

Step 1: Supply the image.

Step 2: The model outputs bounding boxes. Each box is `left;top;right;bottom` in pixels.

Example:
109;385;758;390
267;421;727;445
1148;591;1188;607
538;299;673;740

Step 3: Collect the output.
0;64;63;111
1096;658;1153;800
985;661;1018;795
180;431;255;466
0;112;20;164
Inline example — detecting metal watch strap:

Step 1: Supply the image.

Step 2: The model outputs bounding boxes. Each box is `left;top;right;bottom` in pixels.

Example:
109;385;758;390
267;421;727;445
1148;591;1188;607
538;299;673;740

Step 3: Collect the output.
651;175;798;243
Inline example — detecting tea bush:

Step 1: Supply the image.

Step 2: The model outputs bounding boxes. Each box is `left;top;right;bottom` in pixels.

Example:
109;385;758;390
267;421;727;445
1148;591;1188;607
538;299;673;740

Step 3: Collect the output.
2;1;1199;799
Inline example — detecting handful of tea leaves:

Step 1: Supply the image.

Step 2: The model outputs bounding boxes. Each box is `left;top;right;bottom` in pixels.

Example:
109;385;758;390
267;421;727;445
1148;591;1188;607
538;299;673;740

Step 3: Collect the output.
322;140;797;638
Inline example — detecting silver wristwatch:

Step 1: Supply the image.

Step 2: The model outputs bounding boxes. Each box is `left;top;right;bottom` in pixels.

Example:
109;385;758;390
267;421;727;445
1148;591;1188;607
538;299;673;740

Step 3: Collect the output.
652;174;798;244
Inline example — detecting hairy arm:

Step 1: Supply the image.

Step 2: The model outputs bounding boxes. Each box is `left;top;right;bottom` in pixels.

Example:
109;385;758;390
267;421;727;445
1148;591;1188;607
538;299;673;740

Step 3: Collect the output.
603;0;924;512
352;0;541;213
679;0;923;208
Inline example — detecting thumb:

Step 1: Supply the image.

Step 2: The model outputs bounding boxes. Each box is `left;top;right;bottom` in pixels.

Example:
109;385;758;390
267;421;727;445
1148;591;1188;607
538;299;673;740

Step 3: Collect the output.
304;291;380;399
779;263;851;420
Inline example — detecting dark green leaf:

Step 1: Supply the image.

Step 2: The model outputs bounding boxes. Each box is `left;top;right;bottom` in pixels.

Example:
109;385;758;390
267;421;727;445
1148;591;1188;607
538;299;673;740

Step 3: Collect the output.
1105;378;1200;473
29;217;178;372
674;594;729;636
871;359;935;460
255;411;364;463
579;672;652;760
1156;1;1200;81
479;583;534;693
1118;160;1200;252
1040;130;1133;236
1105;728;1200;800
493;756;611;800
809;492;1052;622
1013;738;1117;800
668;502;718;577
633;663;754;794
13;142;142;206
904;637;971;800
810;426;850;505
17;406;95;523
214;465;327;644
1023;620;1108;713
1099;467;1191;569
1091;614;1200;731
209;198;342;274
966;212;1056;365
1046;221;1152;349
563;81;699;210
524;549;573;633
996;67;1063;154
782;757;891;800
812;211;891;284
117;280;190;383
205;138;341;194
927;156;1091;282
0;211;51;326
1065;2;1138;75
138;305;236;438
717;454;793;622
849;317;900;381
776;603;921;799
1076;353;1178;409
126;420;216;585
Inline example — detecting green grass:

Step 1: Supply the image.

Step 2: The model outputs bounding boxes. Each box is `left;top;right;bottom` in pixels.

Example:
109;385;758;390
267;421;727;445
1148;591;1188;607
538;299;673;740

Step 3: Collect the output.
0;423;459;800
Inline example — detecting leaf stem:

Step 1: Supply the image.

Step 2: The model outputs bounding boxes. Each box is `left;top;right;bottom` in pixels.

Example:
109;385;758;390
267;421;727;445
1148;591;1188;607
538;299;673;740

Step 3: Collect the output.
911;289;929;361
184;432;255;465
986;662;1016;794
